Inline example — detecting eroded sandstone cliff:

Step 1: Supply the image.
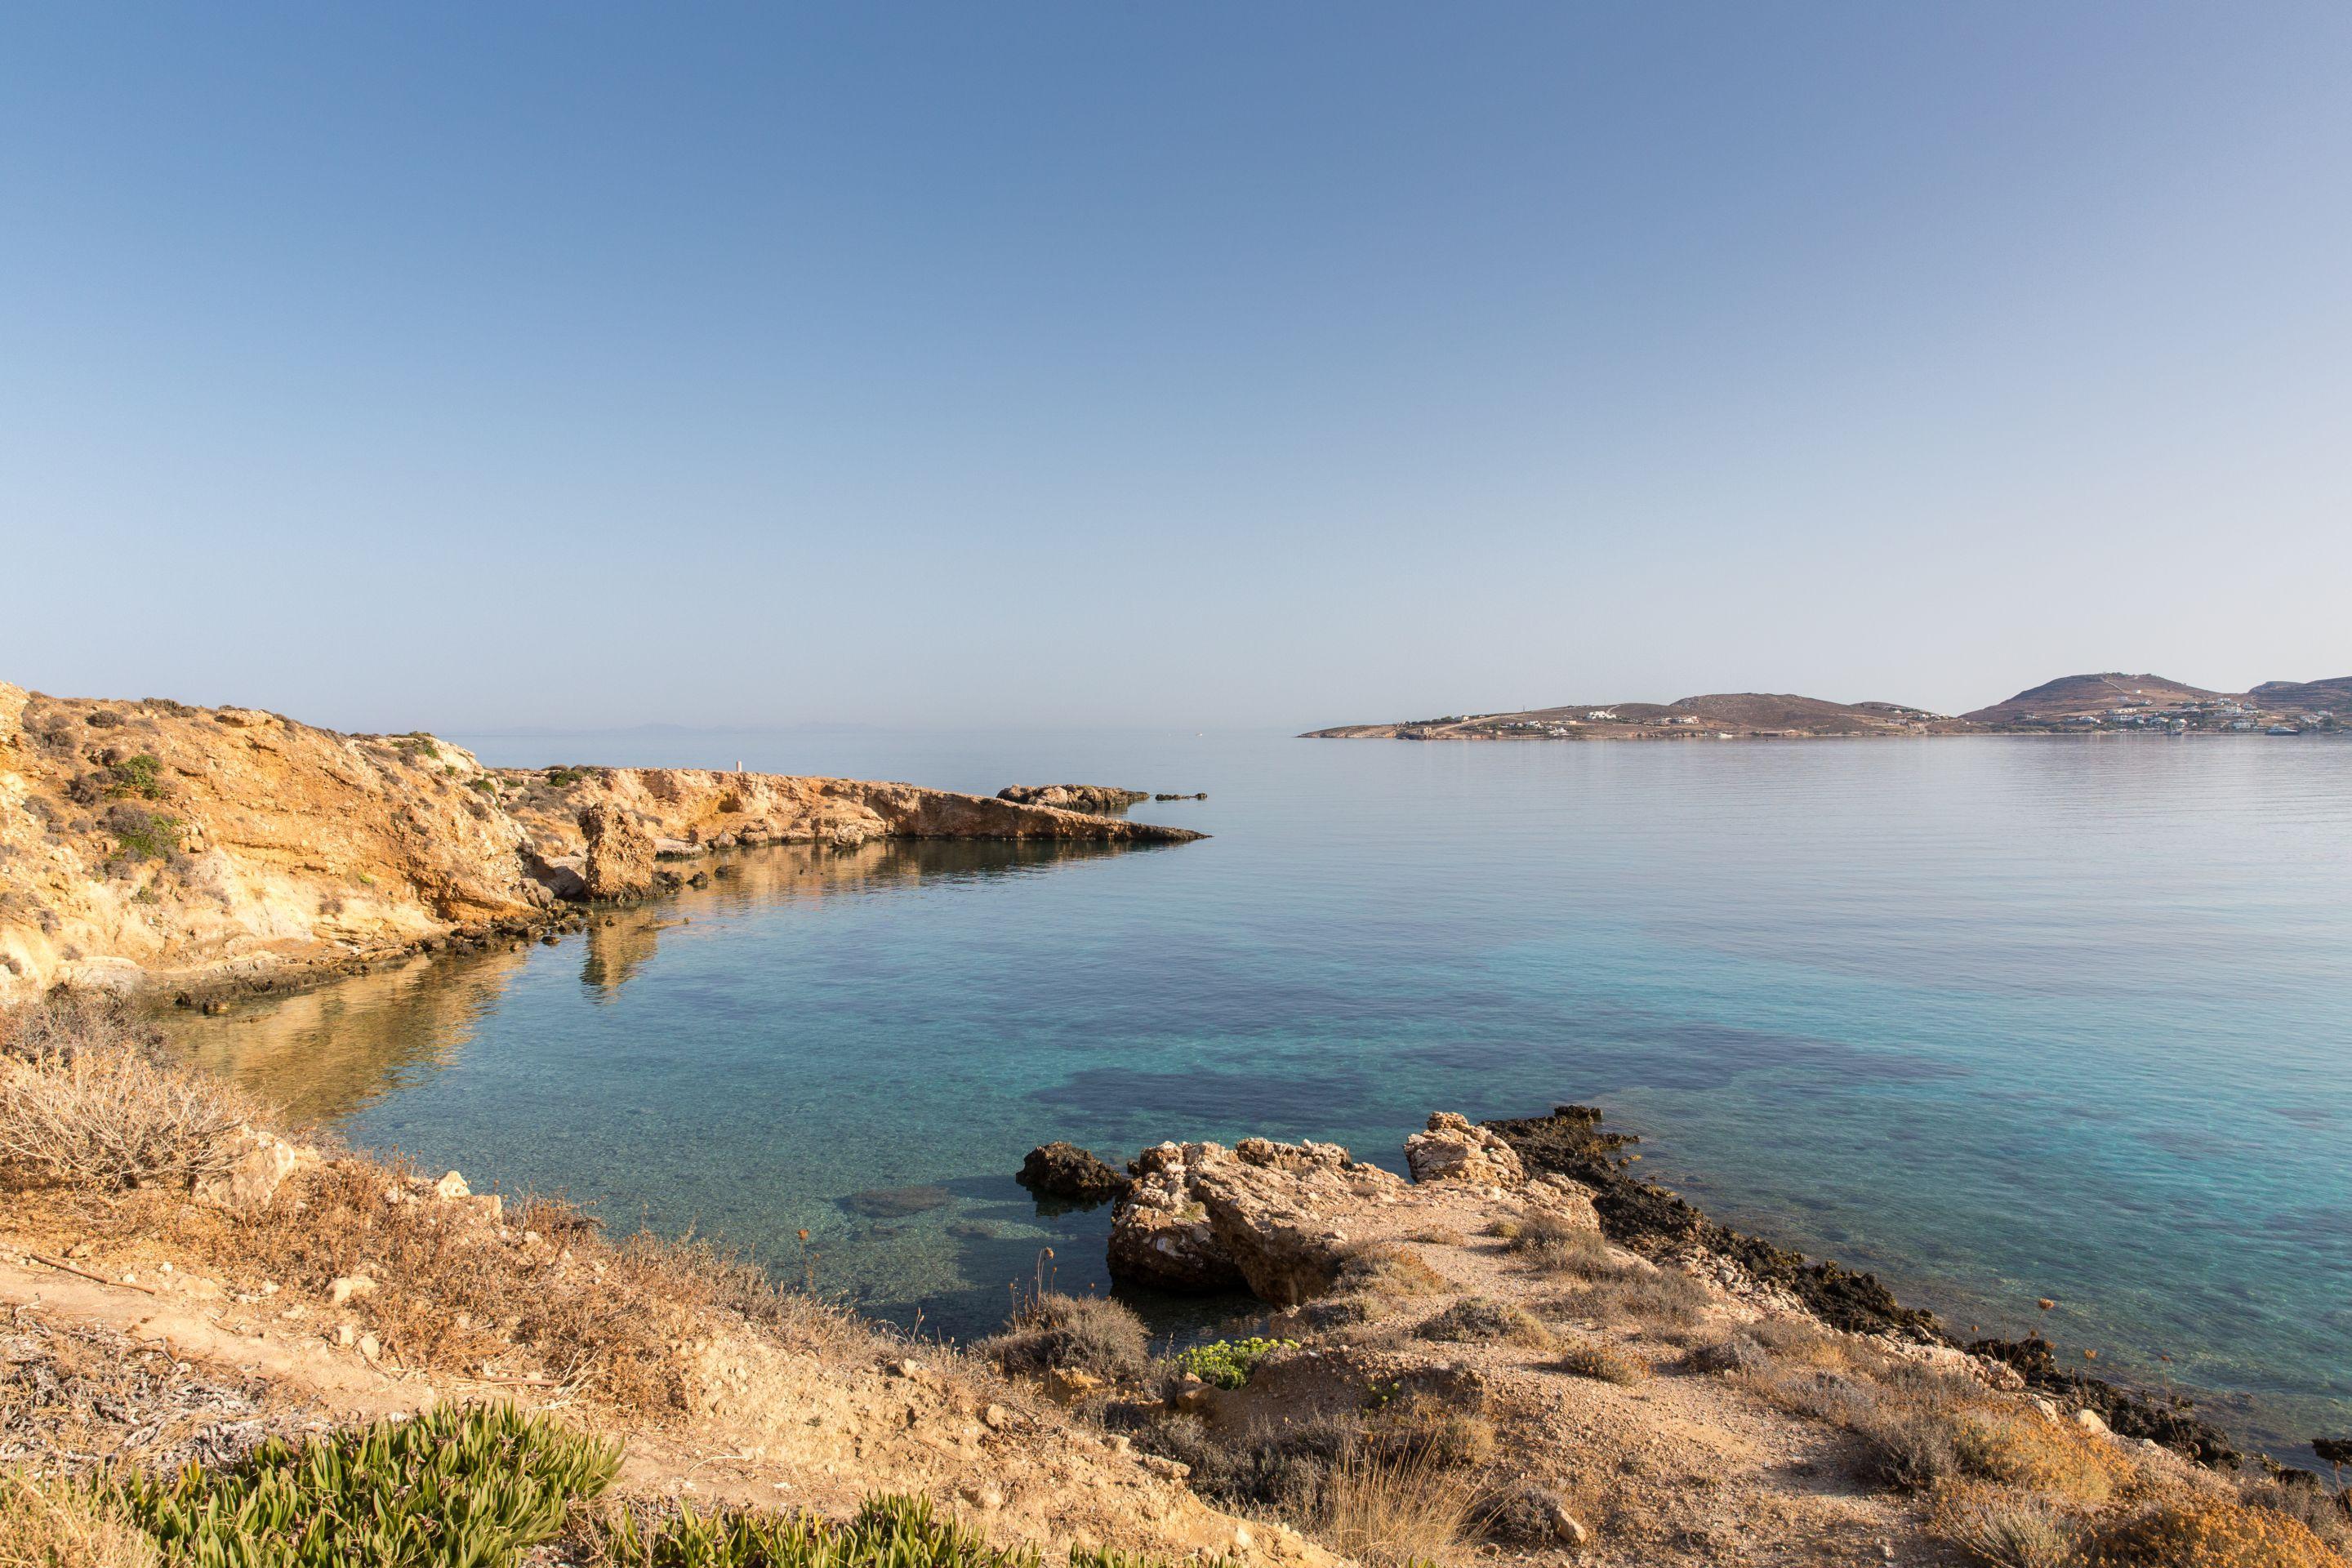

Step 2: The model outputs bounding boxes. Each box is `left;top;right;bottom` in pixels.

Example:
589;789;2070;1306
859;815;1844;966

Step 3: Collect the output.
0;683;1200;1005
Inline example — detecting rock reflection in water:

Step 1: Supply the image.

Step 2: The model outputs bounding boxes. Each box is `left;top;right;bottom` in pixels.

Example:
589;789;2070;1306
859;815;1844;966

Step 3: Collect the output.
167;836;1141;1124
158;945;530;1129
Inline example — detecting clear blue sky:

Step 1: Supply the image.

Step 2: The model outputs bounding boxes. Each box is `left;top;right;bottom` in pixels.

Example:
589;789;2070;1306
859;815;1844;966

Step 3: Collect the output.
5;3;2348;729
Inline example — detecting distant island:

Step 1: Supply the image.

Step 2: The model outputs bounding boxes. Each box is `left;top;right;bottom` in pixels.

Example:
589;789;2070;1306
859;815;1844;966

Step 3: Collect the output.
1303;671;2352;742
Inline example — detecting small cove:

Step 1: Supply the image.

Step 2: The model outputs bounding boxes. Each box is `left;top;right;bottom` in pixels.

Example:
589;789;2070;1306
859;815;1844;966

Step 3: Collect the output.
163;729;2352;1463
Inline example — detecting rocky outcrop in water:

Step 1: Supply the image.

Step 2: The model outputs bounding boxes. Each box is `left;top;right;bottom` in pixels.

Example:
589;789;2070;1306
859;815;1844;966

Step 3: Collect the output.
996;785;1150;813
502;772;1200;864
1018;1141;1131;1204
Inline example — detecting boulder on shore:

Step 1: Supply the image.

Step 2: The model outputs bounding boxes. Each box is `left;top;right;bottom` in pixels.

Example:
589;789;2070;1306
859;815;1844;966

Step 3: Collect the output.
1108;1137;1406;1303
1018;1142;1131;1204
579;804;655;900
1405;1111;1526;1187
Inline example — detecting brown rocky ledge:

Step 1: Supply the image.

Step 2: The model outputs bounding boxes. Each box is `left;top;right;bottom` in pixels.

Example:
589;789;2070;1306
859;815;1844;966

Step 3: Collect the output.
0;683;1201;1005
997;1111;2295;1568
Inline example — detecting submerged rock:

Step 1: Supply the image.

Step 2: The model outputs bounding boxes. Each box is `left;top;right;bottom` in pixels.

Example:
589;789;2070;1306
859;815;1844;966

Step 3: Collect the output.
1018;1142;1131;1204
841;1184;952;1219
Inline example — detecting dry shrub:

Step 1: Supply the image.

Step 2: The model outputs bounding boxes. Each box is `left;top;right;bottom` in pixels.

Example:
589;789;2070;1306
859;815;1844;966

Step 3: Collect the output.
1406;1226;1466;1247
1129;1411;1355;1512
1497;1213;1617;1276
1555;1339;1648;1384
1416;1297;1553;1350
0;1047;265;1191
1933;1484;2077;1568
2081;1498;2343;1568
1363;1396;1496;1470
0;992;165;1064
1130;1388;1492;1545
1681;1330;1774;1376
160;1156;794;1414
1475;1485;1584;1548
2240;1477;2352;1558
1946;1404;2128;1507
1557;1266;1713;1332
1746;1353;2135;1510
0;1468;159;1568
1334;1243;1449;1303
1853;1397;1967;1492
981;1291;1148;1383
1308;1443;1483;1568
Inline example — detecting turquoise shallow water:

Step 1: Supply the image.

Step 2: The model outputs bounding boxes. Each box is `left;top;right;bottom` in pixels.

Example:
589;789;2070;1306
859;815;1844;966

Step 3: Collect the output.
165;731;2352;1462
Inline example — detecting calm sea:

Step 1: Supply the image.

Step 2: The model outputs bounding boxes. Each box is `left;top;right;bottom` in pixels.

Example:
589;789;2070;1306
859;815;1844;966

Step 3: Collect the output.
163;730;2352;1462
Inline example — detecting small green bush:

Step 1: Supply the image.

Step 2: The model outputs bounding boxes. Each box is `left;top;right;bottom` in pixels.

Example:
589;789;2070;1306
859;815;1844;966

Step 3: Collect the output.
1171;1338;1294;1390
105;807;182;865
104;1404;619;1567
109;753;167;800
546;767;587;788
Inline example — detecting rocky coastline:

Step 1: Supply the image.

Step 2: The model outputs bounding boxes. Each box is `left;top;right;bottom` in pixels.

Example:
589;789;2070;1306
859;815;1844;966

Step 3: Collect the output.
0;684;1204;1008
991;1107;2329;1566
1029;1104;2244;1476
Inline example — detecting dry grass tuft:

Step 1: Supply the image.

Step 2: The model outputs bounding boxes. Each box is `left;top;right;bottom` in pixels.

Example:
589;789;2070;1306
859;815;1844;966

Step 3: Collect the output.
1333;1242;1450;1302
0;1043;266;1191
1307;1442;1484;1568
1495;1213;1618;1276
1554;1266;1714;1333
1554;1339;1649;1384
1416;1296;1554;1350
1363;1396;1497;1471
2079;1497;2344;1568
980;1291;1148;1383
1932;1484;2078;1568
0;1468;160;1568
95;1150;858;1417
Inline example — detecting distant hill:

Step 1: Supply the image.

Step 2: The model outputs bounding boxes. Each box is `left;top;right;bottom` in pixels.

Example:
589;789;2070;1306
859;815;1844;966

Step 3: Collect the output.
1306;671;2350;741
1959;673;2223;725
1303;691;1958;742
2248;676;2352;711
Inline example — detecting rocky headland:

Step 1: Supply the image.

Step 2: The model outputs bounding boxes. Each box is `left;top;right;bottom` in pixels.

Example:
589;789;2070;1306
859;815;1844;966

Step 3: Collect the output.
0;684;1202;1007
978;1110;2333;1567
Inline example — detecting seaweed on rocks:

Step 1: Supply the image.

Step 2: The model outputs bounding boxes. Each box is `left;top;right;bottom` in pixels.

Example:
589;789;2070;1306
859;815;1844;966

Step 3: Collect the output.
1485;1104;2246;1471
